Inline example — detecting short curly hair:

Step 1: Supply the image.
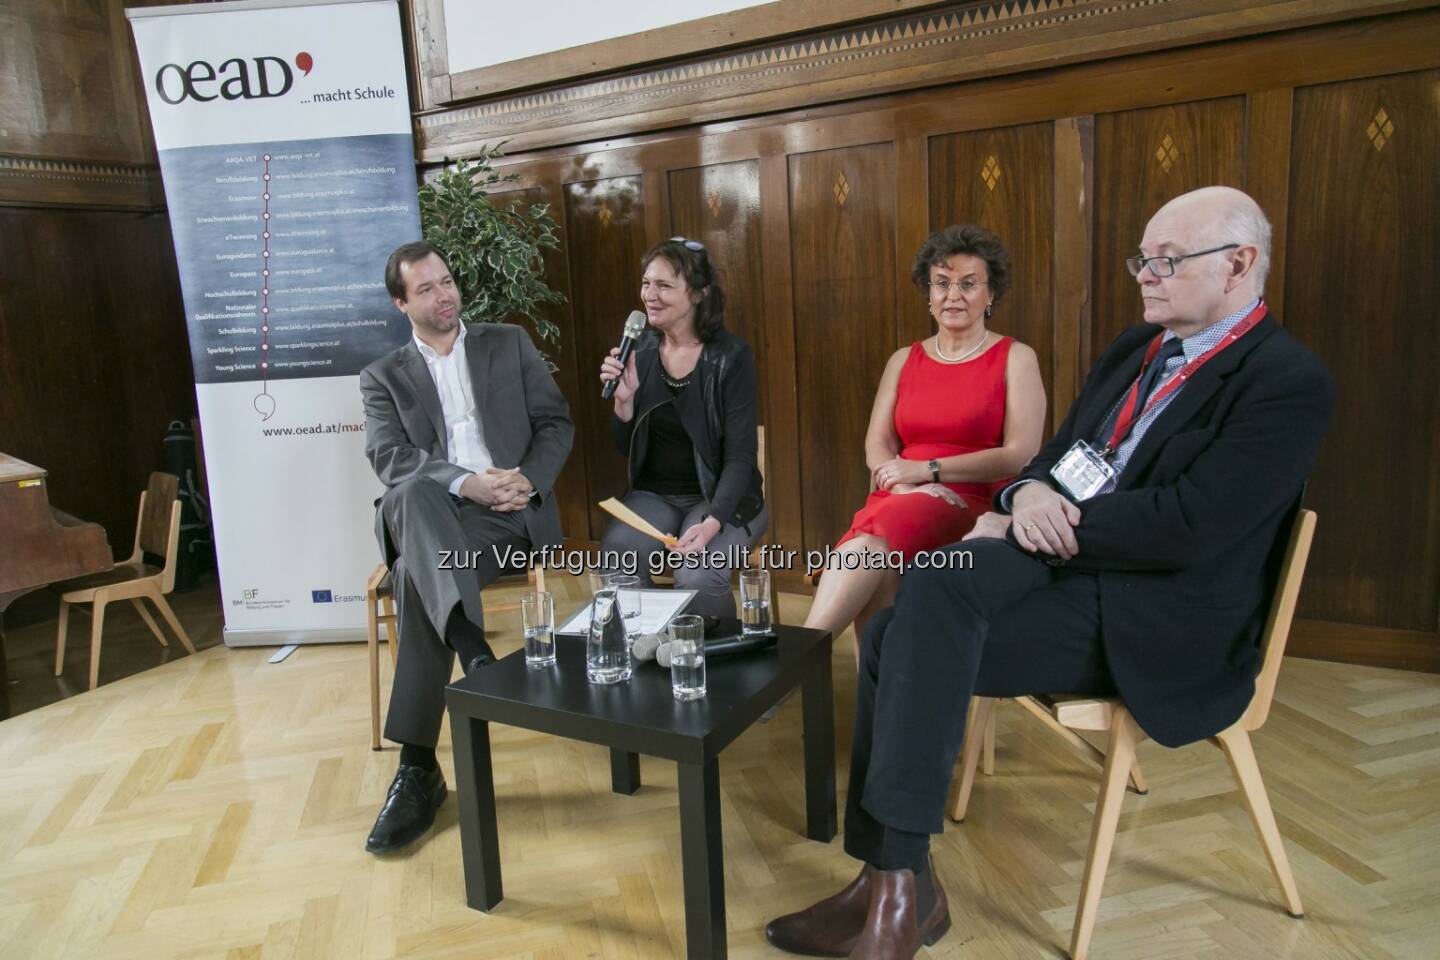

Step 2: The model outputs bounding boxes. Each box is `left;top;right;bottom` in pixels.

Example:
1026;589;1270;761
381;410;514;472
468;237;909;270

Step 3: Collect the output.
910;224;1010;302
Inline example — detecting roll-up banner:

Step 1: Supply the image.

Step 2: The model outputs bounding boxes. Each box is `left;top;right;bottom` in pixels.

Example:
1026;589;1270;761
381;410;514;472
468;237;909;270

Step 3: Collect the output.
128;0;418;645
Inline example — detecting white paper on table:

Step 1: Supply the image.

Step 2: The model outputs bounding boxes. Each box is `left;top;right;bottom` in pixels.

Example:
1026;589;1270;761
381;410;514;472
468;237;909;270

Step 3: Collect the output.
555;589;697;636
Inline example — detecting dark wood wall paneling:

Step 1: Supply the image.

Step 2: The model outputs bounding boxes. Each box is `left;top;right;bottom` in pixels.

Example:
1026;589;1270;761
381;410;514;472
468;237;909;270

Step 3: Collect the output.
0;208;193;556
1285;70;1440;650
467;11;1440;672
789;145;898;552
1;0;194;568
562;176;649;540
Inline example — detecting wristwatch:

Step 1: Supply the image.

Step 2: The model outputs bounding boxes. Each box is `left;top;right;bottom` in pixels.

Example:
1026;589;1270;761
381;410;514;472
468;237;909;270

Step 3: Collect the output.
928;459;941;483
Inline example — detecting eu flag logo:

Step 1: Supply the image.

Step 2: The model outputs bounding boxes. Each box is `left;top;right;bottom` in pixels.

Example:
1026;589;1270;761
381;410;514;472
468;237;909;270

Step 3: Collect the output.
311;590;333;603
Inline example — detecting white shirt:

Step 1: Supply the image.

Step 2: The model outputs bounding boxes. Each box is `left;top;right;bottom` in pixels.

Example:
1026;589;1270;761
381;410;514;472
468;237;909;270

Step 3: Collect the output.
413;324;493;496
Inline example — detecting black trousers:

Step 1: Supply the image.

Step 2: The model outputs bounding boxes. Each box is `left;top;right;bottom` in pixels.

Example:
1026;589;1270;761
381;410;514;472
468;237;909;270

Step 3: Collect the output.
843;538;1116;868
379;477;529;748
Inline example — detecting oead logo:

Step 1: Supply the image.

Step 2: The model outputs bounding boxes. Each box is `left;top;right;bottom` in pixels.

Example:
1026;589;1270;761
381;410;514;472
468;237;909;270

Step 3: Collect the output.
155;51;313;104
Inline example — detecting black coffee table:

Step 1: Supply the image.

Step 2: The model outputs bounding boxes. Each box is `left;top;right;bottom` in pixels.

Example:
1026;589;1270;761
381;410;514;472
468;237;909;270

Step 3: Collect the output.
444;623;836;959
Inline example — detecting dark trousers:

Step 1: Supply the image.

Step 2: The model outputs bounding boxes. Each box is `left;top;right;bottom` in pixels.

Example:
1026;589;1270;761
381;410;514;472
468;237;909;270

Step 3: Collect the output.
843;538;1116;869
379;477;529;748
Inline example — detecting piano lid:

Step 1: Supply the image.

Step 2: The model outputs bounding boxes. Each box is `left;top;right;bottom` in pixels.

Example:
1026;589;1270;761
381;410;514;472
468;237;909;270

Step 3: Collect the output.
0;453;47;485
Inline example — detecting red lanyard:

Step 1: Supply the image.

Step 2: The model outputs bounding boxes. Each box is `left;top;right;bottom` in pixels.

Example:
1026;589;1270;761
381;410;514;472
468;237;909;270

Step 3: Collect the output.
1101;301;1268;456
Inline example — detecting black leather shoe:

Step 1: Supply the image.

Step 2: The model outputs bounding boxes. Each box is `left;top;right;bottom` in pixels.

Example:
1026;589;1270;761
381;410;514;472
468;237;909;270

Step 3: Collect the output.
365;764;447;854
465;652;495;675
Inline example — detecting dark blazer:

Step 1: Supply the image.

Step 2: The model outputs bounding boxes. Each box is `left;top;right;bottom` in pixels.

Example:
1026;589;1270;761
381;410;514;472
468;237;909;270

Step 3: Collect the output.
360;323;574;561
999;313;1334;747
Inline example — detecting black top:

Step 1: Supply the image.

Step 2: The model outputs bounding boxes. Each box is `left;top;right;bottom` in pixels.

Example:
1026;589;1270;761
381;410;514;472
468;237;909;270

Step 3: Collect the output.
635;384;702;496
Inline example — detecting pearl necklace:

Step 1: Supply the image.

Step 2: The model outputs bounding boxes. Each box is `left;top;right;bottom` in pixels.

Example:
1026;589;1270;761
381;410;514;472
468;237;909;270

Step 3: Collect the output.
932;329;988;363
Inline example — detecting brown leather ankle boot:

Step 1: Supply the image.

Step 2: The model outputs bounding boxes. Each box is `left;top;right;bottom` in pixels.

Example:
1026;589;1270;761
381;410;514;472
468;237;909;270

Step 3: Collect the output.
849;860;950;959
764;862;874;957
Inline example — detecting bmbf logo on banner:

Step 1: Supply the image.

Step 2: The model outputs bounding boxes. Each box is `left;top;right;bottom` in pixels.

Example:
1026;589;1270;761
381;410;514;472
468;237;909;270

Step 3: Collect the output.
154;52;313;104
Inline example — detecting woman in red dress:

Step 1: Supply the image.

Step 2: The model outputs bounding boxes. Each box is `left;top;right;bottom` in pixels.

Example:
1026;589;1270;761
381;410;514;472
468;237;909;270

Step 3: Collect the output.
804;225;1047;658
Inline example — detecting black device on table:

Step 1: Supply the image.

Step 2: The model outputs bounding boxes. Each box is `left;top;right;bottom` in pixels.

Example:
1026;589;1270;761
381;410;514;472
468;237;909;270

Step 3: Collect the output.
700;616;776;657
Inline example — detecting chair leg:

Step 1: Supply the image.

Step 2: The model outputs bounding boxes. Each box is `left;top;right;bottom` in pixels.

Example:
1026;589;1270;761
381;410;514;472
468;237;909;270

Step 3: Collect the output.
948;697;995;822
130;598;169;647
1070;710;1141;960
1014;696;1149;795
1213;724;1304;918
55;600;71;676
982;701;997;775
382;595;398;666
149;591;196;654
368;600;382;751
88;598;109;691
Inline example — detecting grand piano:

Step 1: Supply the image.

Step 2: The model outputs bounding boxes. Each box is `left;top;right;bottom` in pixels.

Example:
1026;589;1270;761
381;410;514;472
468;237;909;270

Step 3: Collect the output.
0;453;113;720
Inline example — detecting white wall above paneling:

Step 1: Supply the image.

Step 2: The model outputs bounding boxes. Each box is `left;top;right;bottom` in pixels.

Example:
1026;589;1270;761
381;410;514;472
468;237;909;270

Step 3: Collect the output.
444;0;768;74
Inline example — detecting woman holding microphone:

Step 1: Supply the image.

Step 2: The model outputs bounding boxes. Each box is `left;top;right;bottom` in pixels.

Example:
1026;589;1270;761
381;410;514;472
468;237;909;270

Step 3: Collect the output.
597;237;766;619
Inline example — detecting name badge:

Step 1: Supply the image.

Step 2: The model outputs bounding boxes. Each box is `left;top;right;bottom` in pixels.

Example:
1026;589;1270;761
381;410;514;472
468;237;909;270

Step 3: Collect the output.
1050;440;1115;502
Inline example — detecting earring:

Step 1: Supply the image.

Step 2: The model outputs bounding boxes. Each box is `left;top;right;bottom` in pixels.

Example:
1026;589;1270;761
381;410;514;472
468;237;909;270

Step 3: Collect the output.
984;303;993;319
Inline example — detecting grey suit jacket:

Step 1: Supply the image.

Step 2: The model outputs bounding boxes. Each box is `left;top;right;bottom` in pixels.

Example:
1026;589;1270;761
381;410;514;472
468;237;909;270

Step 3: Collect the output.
360;323;574;562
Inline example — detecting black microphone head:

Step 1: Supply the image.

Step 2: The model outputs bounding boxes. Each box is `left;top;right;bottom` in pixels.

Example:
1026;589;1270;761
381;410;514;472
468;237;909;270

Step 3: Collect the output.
623;310;646;339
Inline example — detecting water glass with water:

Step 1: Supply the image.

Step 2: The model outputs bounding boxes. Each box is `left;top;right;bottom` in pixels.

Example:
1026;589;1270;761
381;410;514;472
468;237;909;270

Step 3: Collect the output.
740;569;772;636
586;587;632;684
521;591;555;668
669;614;706;701
608;574;642;638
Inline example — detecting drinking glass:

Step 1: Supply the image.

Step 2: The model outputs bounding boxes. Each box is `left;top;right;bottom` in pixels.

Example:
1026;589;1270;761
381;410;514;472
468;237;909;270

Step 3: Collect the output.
669;614;706;701
740;569;772;636
608;574;642;638
521;591;555;668
586;587;631;684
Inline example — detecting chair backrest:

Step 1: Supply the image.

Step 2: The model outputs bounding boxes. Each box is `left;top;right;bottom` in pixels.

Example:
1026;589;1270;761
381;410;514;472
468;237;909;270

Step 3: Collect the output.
1245;507;1317;730
137;472;179;558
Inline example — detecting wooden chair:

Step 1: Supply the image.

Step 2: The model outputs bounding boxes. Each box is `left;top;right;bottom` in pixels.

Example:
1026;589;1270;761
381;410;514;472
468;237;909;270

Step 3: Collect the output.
946;508;1316;960
367;559;545;751
54;471;197;690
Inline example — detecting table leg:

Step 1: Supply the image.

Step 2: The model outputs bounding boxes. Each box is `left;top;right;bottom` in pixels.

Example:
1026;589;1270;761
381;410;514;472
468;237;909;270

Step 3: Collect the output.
677;759;725;959
610;748;641;794
0;614;11;721
801;650;837;842
450;714;503;910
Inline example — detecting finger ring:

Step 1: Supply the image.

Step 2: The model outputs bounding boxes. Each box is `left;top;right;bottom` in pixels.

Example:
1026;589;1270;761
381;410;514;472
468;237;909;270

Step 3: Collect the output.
1023;523;1038;529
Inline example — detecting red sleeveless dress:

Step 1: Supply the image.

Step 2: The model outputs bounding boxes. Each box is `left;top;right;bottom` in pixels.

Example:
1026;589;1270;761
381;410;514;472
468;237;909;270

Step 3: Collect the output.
836;337;1014;558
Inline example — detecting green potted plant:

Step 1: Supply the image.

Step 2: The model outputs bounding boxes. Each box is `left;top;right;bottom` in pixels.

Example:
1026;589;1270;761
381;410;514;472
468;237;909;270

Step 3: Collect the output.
417;142;564;350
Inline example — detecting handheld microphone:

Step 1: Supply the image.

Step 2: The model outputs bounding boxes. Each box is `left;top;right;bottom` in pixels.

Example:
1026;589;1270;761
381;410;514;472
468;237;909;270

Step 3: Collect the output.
601;310;647;399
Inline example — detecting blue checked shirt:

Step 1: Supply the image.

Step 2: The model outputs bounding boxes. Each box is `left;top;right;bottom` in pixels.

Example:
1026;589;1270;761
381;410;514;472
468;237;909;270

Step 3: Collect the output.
1004;298;1260;506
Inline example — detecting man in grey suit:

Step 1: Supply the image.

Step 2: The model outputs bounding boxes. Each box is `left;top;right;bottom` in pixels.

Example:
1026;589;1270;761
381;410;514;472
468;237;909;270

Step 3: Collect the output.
360;240;573;854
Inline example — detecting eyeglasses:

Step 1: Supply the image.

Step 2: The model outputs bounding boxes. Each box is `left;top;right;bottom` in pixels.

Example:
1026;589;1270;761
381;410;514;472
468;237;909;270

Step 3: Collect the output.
1126;243;1238;278
669;236;706;252
928;278;987;296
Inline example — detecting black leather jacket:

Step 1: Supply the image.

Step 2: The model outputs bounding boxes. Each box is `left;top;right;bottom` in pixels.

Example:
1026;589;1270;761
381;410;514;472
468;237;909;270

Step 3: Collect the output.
610;328;764;529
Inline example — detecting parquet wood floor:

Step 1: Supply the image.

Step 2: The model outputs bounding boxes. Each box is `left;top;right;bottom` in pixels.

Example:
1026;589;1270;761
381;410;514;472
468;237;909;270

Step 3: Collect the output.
1;574;1436;959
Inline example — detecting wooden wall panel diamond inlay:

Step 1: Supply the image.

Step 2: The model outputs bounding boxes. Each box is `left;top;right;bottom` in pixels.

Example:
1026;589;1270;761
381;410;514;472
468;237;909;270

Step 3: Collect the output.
562;175;649;539
1091;97;1245;354
1366;106;1396;151
1155;132;1181;172
1286;70;1440;635
789;145;896;553
928;124;1056;433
